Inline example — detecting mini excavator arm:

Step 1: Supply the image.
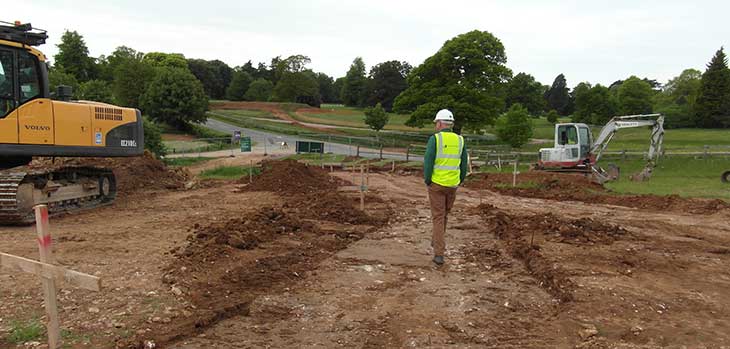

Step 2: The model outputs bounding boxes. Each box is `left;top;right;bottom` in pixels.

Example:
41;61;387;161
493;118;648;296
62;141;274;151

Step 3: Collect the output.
591;114;665;182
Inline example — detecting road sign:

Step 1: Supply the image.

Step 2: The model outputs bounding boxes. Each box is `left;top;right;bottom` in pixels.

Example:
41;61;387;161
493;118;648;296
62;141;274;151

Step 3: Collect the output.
296;141;324;154
240;136;252;152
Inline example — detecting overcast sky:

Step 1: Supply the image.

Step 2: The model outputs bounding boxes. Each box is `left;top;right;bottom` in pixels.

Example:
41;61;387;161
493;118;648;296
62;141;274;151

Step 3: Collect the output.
9;0;729;87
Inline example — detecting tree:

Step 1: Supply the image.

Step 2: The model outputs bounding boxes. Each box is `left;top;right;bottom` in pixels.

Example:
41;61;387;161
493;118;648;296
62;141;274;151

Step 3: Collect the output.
505;72;545;116
546;110;559;124
572;83;618;124
544;74;570;115
367;60;411;111
617;76;654;115
48;68;79;98
77;79;114;103
244;79;274;101
142;52;188;69
364;102;389;132
393;30;512;132
140;68;208;127
187;59;218;98
332;77;345;103
225;70;253;101
271;71;321;107
53;30;97;83
653;69;702;128
495;104;533;148
208;60;234;99
316;73;337;103
341;57;369;107
142;117;166;157
695;47;730;128
97;46;144;81
113;59;156;108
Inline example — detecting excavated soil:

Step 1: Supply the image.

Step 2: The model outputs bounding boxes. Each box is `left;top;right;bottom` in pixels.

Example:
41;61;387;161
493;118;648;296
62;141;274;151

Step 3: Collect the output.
467;172;730;214
27;151;191;195
119;161;389;348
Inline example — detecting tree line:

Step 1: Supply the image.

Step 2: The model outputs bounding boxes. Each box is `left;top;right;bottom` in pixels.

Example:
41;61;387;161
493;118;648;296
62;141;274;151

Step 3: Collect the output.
49;28;730;143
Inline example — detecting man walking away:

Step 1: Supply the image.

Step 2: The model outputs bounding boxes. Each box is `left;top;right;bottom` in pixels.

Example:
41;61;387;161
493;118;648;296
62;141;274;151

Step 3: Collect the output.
423;109;468;266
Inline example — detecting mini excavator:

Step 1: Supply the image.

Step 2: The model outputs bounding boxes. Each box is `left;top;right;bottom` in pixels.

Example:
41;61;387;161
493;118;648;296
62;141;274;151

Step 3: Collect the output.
0;21;144;224
535;114;665;184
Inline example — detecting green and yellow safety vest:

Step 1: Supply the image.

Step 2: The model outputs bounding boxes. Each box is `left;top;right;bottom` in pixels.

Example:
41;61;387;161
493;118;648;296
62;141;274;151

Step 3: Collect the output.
432;131;464;187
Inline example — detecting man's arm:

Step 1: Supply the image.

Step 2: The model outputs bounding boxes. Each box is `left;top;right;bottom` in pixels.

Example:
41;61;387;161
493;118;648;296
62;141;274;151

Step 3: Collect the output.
423;135;436;185
459;141;468;184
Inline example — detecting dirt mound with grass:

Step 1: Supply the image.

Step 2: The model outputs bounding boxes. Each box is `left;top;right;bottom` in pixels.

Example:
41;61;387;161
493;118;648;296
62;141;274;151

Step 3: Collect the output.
467;172;730;214
28;151;191;195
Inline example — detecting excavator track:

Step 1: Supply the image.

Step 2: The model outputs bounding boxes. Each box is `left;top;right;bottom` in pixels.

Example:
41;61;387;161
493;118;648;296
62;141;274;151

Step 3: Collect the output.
0;167;116;225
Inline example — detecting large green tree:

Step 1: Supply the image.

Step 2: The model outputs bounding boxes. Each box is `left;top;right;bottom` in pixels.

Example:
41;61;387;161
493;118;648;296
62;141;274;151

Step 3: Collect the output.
695;48;730;128
544;74;570;115
315;73;337;103
142;52;188;69
364;102;389;132
53;30;97;83
244;78;274;101
505;72;545;116
617;76;654;115
225;70;253;101
77;79;114;103
332;77;345;103
393;30;512;132
113;59;156;108
341;57;369;107
140;67;208;127
97;46;144;81
653;68;702;128
572;82;618;124
272;71;321;106
367;60;411;111
495;103;533;148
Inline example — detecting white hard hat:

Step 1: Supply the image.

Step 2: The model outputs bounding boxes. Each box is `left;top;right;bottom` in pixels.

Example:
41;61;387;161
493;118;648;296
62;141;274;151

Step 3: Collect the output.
434;109;454;122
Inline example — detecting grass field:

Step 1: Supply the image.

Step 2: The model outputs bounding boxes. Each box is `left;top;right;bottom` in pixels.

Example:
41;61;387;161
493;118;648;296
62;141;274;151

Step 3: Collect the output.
296;105;421;132
199;165;261;180
601;156;730;200
163;157;215;167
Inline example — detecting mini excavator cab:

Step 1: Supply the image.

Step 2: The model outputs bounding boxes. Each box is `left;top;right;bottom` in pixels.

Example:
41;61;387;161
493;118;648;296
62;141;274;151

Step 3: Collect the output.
538;123;594;169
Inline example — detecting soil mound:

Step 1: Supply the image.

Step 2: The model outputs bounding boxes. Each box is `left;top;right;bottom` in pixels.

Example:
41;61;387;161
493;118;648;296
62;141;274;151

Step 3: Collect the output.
28;151;190;194
468;172;730;214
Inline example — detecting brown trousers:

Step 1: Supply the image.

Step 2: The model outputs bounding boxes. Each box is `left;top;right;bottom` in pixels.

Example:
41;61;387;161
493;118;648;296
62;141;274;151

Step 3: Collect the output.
428;183;457;256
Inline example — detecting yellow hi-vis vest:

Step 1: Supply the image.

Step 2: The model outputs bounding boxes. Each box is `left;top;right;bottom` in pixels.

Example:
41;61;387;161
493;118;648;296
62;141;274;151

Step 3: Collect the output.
432;131;464;187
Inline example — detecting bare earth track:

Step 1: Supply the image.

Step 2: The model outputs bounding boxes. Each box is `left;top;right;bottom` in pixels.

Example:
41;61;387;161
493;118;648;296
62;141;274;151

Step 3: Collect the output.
1;159;729;348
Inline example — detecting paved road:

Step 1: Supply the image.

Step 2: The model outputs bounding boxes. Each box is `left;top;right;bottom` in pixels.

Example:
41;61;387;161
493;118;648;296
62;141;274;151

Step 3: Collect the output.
203;118;423;162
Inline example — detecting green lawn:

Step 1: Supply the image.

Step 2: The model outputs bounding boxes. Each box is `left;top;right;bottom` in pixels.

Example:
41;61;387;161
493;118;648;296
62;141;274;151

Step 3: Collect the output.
296;105;421;132
163;157;215;167
601;156;730;200
199;165;260;180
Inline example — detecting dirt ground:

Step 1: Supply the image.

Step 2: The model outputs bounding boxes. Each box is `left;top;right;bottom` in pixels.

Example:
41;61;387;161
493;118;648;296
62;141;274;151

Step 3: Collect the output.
1;161;730;348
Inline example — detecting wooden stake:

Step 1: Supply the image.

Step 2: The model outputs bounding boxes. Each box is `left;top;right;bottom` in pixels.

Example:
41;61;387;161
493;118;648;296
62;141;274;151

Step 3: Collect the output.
35;205;60;349
391;160;395;172
360;165;365;211
513;161;518;188
249;160;253;184
366;161;370;187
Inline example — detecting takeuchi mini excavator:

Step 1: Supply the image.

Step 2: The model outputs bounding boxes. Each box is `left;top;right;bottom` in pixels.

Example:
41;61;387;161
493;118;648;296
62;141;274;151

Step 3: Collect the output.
0;21;144;224
536;114;665;183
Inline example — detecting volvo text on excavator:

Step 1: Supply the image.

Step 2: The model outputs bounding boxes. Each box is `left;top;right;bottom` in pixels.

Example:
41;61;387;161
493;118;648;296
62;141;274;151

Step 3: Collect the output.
0;21;144;224
535;114;665;183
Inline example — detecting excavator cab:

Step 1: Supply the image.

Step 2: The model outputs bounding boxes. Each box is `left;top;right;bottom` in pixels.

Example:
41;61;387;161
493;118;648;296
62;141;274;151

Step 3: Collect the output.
539;123;593;169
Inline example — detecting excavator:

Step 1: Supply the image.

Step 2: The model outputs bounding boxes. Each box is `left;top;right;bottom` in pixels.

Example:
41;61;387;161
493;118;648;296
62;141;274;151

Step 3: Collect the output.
535;113;665;184
0;21;144;224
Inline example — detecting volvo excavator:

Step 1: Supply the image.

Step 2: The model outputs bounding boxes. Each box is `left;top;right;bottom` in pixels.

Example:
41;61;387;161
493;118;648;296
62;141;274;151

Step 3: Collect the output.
0;22;144;224
535;114;665;184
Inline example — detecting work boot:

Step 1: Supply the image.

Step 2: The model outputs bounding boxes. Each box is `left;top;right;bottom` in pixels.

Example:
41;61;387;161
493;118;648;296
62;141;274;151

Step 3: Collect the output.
433;255;444;265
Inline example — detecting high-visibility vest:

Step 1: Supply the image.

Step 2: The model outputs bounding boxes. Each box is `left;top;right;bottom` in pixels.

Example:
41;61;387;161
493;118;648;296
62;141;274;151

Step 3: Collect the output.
432;131;464;187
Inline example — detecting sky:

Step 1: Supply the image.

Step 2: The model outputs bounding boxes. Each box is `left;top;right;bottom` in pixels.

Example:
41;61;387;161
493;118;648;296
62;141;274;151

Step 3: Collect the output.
8;0;730;87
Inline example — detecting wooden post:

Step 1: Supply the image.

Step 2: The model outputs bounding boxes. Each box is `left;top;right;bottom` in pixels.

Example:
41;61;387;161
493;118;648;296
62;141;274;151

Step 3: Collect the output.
35;205;60;348
249;160;253;184
406;145;410;162
351;164;355;183
366;161;370;187
360;165;365;211
379;145;383;160
356;145;360;157
391;160;395;172
497;156;502;171
512;160;518;188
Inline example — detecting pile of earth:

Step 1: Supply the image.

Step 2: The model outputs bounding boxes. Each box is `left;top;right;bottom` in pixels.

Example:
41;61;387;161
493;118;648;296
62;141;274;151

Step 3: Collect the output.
244;159;382;225
467;172;730;214
28;151;190;194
